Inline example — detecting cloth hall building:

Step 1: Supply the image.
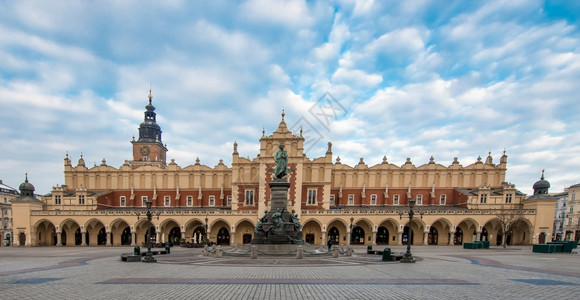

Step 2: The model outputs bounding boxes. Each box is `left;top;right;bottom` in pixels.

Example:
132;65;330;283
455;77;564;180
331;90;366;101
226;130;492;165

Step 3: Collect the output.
12;92;557;247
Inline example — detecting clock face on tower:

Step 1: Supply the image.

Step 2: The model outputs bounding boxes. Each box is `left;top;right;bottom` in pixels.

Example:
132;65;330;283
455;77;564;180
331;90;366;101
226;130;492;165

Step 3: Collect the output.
140;145;150;156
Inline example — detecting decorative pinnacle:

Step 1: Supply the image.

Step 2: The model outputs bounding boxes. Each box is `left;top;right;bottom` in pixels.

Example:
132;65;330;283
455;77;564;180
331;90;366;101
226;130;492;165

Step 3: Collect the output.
281;109;285;120
148;88;153;105
25;172;28;182
541;169;545;180
262;127;265;136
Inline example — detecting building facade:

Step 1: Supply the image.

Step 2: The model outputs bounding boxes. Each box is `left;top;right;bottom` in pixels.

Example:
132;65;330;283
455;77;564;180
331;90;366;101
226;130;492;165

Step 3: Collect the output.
0;179;18;246
552;191;568;241
12;92;558;247
563;184;580;241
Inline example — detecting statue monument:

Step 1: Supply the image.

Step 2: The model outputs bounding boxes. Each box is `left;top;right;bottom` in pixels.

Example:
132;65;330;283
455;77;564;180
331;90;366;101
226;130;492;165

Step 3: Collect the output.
252;144;303;244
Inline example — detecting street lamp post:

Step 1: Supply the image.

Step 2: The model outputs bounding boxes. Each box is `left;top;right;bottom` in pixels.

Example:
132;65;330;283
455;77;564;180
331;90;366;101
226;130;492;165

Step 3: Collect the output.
401;198;416;263
575;223;580;242
205;216;209;246
143;200;156;263
349;217;354;246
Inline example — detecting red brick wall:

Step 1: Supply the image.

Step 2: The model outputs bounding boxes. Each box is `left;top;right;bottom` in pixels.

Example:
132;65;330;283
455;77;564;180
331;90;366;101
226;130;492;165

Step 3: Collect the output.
330;188;461;206
96;189;232;208
237;185;259;210
301;185;324;209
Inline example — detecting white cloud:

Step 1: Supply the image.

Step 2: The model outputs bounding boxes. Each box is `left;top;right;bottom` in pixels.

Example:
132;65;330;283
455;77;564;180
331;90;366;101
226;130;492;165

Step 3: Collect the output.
240;0;314;28
268;64;291;86
367;27;427;55
331;68;382;88
311;14;351;61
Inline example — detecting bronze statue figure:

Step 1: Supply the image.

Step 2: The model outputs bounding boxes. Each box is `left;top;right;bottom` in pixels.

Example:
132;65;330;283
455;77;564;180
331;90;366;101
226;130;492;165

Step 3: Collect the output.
274;144;288;178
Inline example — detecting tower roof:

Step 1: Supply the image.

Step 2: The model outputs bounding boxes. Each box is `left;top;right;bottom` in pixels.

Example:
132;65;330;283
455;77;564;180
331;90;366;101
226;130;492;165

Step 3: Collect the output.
18;173;35;194
13;173;42;203
274;110;289;133
137;88;163;143
532;170;550;195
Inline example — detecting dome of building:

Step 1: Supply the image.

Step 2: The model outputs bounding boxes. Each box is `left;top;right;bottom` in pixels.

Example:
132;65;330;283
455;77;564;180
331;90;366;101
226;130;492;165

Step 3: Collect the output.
532;170;550;195
18;173;35;196
533;178;550;190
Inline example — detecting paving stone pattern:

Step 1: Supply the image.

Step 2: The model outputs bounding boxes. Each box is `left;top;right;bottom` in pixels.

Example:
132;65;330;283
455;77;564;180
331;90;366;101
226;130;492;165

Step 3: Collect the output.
0;245;579;299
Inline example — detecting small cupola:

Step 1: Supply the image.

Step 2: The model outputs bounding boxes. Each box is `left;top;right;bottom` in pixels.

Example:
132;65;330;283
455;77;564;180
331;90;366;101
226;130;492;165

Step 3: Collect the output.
18;173;35;197
532;169;550;195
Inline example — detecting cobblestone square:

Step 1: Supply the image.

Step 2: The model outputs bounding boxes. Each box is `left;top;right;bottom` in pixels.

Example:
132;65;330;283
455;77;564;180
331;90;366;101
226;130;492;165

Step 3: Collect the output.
1;245;579;299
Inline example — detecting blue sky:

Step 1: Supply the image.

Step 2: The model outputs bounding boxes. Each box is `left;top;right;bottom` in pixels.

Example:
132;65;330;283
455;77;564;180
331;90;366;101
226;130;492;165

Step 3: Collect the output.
1;0;579;195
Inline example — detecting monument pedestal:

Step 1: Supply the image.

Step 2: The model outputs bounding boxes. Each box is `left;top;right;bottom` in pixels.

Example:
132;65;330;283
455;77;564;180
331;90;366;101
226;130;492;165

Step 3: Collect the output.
251;178;303;245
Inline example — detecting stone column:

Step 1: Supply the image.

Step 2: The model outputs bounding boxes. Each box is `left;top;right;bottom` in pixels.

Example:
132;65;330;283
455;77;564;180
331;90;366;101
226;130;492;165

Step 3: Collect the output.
131;232;136;246
181;231;186;240
162;233;165;243
251;245;257;259
346;226;352;246
449;231;454;245
321;231;327;246
475;231;481;242
230;232;235;246
81;231;87;246
372;231;377;246
156;232;160;244
423;231;428;245
397;232;403;245
296;245;303;259
106;231;111;246
56;231;62;247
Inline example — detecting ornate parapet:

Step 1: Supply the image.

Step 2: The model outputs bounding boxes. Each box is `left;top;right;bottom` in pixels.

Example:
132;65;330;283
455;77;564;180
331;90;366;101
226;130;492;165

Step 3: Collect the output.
31;208;257;217
301;207;536;216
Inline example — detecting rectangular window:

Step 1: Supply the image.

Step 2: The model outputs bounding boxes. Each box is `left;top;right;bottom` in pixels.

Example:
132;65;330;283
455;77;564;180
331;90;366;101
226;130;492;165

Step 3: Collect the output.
505;193;513;204
440;195;446;205
480;194;487;204
330;194;335;206
78;195;85;205
393;195;399;205
142;196;148;207
54;195;61;205
227;196;232;207
187;196;193;207
307;189;317;205
571;206;574;213
572;194;576;201
569;218;573;226
370;194;377;205
245;190;254;205
209;195;215;207
348;194;354;205
164;196;170;207
120;196;126;207
416;195;423;205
